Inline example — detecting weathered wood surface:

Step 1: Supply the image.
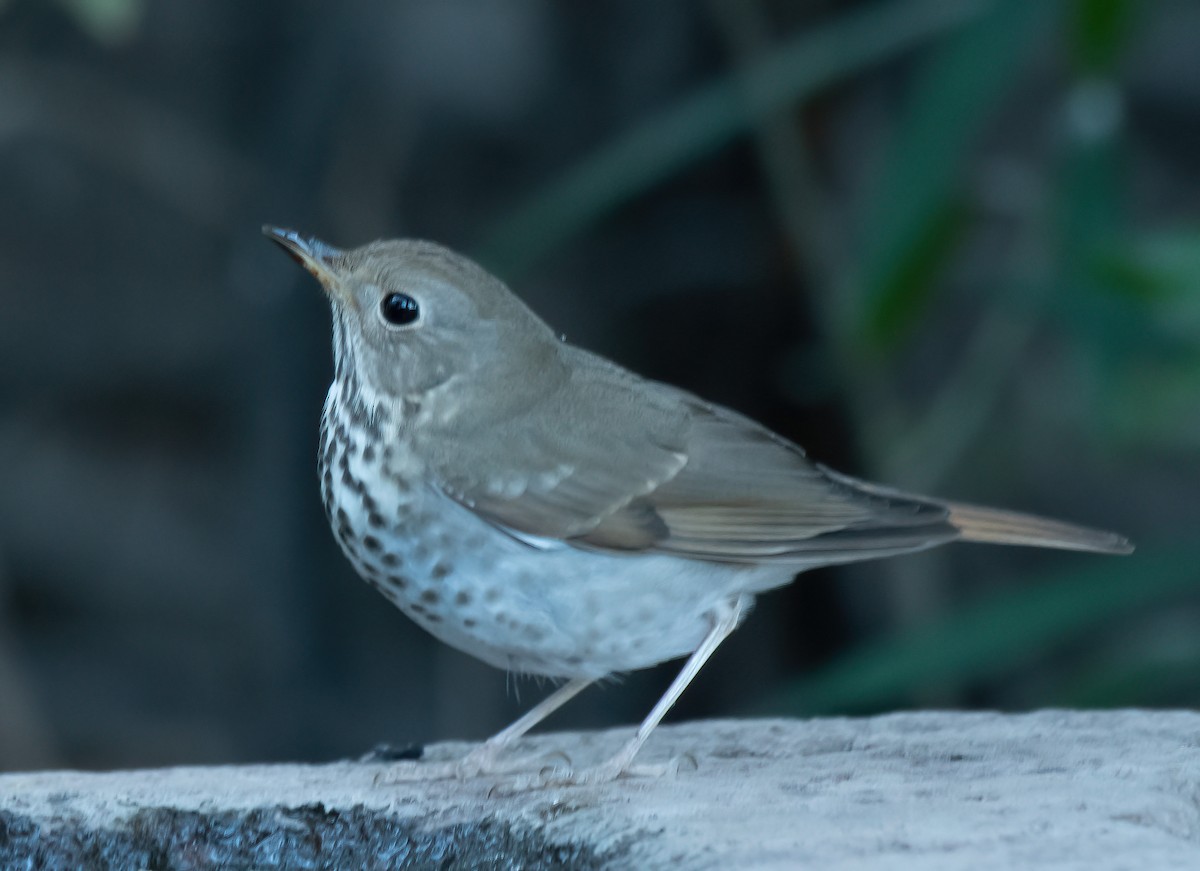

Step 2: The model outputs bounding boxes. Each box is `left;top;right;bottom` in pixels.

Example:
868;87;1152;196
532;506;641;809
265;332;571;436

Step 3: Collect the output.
2;711;1198;869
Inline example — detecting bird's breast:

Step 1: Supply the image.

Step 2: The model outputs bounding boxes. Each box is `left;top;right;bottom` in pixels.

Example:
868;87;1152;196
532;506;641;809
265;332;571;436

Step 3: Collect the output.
318;383;783;679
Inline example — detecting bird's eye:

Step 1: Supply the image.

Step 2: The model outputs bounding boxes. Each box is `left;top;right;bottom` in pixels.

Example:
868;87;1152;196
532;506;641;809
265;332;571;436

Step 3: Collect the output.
380;292;420;327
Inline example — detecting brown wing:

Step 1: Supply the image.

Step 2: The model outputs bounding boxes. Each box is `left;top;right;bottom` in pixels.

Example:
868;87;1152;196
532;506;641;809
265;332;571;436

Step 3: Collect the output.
607;404;959;562
414;347;958;564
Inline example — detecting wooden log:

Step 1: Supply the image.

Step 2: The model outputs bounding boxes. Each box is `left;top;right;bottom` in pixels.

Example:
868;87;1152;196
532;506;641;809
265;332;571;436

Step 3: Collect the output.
2;711;1198;869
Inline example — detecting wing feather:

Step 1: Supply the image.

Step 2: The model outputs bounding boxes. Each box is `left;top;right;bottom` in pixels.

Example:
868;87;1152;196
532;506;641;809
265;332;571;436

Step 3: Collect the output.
411;347;958;564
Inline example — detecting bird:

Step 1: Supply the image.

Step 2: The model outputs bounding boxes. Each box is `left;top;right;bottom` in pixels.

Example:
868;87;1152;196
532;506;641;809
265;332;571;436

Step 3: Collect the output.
263;225;1132;785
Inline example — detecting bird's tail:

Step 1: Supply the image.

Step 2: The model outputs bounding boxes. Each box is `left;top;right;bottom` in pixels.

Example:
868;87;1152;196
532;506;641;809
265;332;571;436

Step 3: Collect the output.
946;501;1134;555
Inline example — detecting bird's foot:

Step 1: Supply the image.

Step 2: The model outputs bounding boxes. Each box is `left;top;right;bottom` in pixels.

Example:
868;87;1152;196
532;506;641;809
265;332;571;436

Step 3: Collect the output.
373;736;699;790
494;751;698;793
372;759;456;784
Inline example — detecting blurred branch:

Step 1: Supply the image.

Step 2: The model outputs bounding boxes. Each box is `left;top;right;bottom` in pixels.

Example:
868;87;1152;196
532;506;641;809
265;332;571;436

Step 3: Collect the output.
706;0;843;289
0;554;60;770
56;0;145;45
879;166;1056;489
881;308;1037;488
477;0;988;277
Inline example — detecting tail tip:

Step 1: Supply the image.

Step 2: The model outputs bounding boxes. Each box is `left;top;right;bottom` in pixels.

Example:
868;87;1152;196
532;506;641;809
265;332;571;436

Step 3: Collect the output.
1107;534;1135;556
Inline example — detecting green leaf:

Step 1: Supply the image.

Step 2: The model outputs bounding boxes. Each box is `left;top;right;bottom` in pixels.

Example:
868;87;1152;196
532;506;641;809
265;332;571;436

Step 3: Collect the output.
1094;230;1200;302
1070;0;1138;73
855;1;1058;353
863;197;969;347
476;0;988;277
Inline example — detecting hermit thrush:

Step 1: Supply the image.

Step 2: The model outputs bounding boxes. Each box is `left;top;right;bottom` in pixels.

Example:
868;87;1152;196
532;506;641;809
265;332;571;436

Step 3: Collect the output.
264;226;1132;785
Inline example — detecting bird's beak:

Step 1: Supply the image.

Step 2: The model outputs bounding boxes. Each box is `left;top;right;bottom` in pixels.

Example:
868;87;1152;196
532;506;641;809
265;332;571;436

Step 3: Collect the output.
262;225;351;305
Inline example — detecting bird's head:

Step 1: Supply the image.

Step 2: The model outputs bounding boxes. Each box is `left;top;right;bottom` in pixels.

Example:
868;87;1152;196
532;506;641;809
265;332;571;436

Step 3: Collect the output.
264;227;556;411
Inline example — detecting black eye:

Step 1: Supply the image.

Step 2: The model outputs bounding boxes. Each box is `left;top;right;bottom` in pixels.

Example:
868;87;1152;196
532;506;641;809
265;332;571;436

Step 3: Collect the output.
380;293;420;326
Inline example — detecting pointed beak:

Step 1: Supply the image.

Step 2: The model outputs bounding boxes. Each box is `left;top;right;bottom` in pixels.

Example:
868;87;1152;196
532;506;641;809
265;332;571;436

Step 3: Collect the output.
263;225;350;304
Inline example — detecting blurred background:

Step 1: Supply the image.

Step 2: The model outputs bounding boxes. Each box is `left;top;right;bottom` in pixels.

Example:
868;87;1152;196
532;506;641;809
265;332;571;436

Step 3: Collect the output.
1;0;1197;773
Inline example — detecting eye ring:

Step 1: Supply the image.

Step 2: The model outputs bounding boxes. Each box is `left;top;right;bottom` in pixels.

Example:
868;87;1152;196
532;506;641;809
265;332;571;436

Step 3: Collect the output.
380;292;420;327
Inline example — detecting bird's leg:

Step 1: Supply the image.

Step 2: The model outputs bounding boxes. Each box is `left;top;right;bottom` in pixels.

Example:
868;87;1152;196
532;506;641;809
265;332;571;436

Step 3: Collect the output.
454;676;594;776
544;596;747;787
375;677;593;784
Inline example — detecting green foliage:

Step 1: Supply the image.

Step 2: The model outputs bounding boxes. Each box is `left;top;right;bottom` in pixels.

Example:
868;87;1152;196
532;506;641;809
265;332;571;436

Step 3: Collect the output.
1061;649;1200;708
1097;230;1200;305
855;1;1056;353
477;0;985;277
1092;230;1200;448
759;548;1200;715
1070;0;1138;72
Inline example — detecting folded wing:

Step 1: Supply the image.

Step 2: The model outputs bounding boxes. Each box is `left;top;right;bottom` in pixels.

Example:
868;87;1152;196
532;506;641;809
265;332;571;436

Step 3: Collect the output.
416;348;966;565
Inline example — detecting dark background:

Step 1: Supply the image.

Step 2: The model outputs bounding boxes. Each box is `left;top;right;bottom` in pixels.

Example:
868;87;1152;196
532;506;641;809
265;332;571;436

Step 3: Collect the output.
2;0;1197;773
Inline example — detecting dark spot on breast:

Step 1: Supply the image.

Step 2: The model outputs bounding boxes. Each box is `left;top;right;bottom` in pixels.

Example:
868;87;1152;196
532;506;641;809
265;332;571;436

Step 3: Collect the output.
362;444;376;462
387;574;409;590
453;591;470;606
381;553;401;568
368;512;384;528
420;589;439;605
426;613;442;623
362;535;382;552
336;508;349;525
410;603;427;617
430;563;451;580
362;493;378;513
463;618;477;629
